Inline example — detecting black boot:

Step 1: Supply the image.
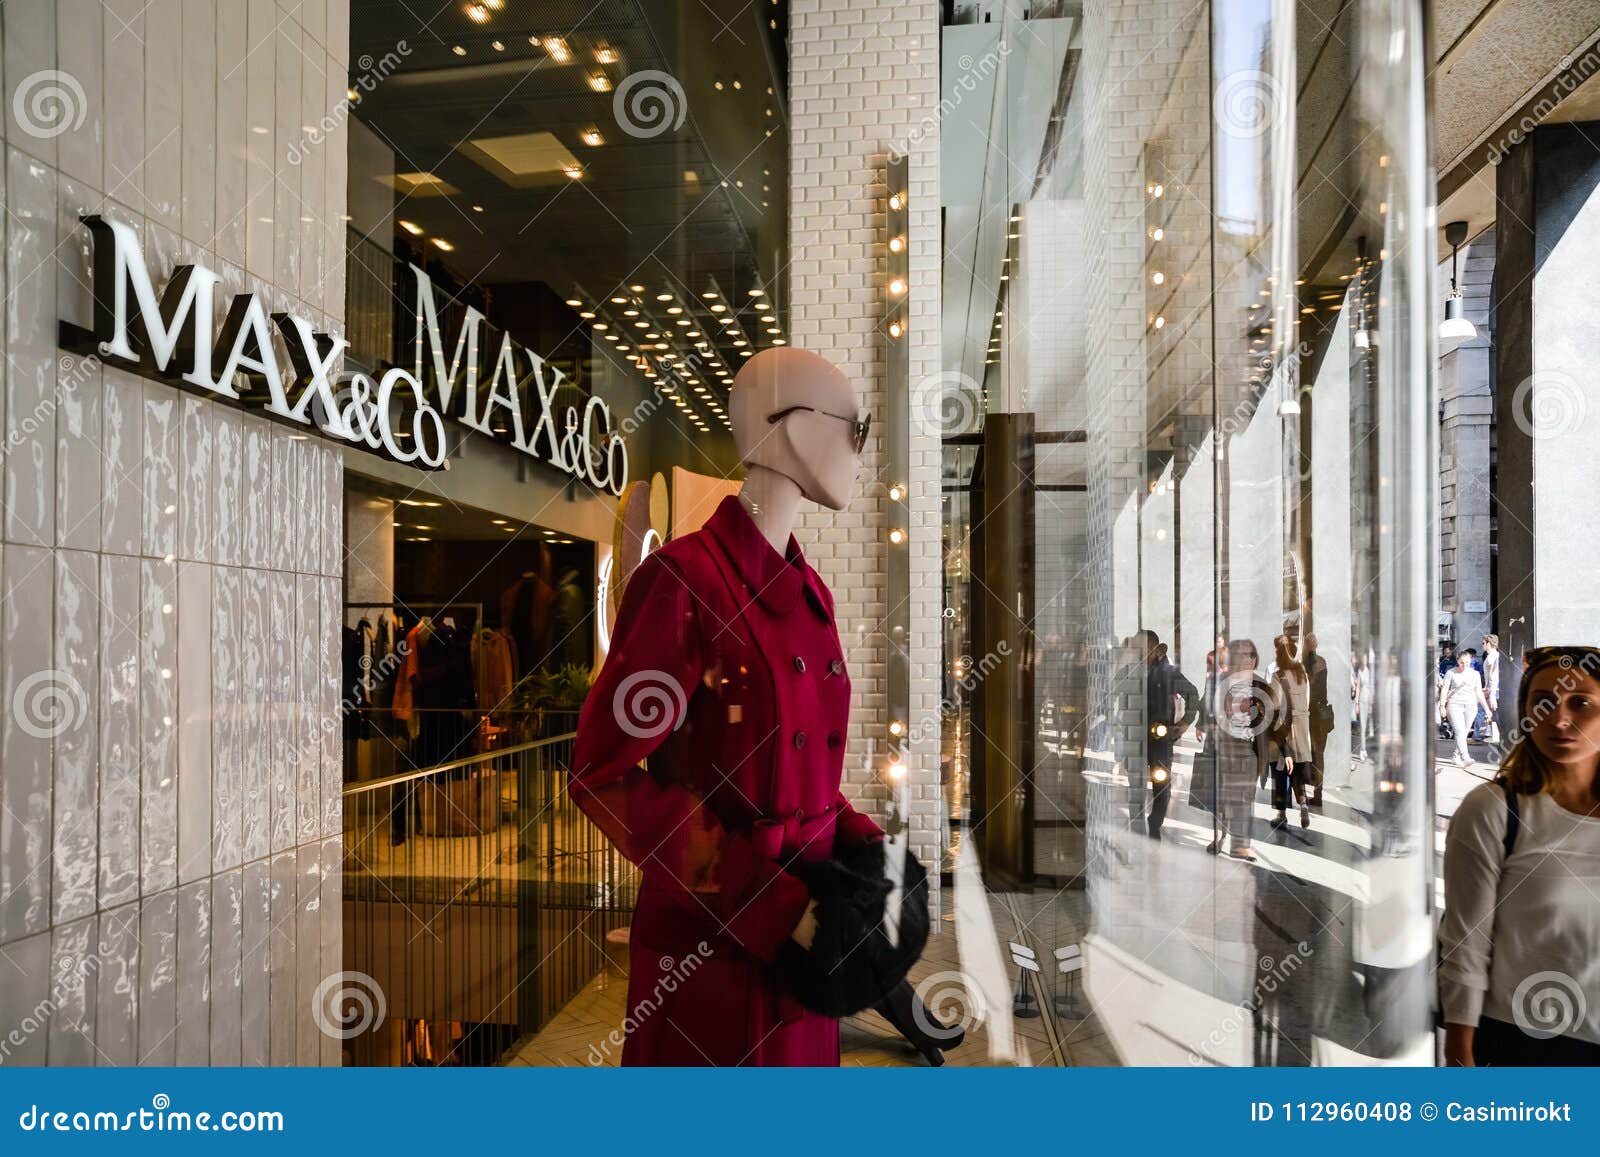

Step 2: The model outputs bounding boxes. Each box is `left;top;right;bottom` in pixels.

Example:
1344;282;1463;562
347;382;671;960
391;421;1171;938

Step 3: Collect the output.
874;979;964;1066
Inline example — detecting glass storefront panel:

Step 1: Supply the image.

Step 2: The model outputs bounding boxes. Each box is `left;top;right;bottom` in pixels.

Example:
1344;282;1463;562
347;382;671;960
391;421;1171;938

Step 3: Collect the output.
938;0;1436;1064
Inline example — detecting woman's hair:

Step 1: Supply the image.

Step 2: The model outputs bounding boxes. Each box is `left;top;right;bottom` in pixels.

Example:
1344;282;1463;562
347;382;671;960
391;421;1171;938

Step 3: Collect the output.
1273;634;1305;680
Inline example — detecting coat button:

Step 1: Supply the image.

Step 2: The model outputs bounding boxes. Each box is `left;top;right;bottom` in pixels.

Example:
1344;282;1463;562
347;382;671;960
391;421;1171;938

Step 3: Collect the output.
793;730;807;749
794;656;806;673
827;732;842;750
829;659;844;676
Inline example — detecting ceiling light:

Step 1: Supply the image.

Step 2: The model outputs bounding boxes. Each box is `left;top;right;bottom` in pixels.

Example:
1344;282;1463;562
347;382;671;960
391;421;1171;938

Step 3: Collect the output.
564;298;582;307
594;46;618;64
398;220;423;235
888;237;904;253
666;306;683;315
889;278;906;295
1439;220;1477;341
630;284;644;292
579;311;595;319
472;204;484;212
464;3;490;23
491;40;504;52
656;293;672;302
581;128;604;147
431;237;454;251
452;45;466;56
562;163;584;179
587;72;611;92
611;296;628;304
623;308;639;317
767;341;782;347
542;36;572;63
701;291;718;300
709;303;726;312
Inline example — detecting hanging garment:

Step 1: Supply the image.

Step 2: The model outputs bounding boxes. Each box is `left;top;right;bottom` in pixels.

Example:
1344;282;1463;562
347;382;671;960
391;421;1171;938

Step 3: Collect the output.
473;627;516;714
571;495;883;1067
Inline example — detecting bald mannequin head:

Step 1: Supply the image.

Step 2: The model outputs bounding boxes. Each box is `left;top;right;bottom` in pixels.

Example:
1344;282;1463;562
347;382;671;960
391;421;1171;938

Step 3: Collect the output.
729;347;863;510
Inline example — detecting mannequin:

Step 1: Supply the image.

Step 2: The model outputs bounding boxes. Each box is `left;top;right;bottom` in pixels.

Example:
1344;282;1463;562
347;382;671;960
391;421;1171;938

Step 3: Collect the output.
570;348;912;1066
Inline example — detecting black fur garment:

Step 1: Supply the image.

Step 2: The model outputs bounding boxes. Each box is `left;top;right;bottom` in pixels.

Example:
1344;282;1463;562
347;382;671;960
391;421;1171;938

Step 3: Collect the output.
777;841;930;1018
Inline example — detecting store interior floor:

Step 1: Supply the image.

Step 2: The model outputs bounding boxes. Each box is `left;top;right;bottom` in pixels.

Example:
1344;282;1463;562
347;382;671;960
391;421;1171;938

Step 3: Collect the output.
503;885;1094;1067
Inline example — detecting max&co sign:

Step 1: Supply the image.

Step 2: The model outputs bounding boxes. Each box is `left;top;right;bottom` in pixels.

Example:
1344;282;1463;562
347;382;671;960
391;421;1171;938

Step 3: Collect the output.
58;215;629;495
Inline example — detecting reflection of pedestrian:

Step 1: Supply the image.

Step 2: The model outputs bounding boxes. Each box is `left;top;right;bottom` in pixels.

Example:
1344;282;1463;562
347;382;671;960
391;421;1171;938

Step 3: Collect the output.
1269;635;1312;831
1441;646;1600;1066
1304;634;1333;807
1477;635;1502;741
1209;639;1269;861
1438;649;1490;767
1131;630;1198;840
1353;652;1375;761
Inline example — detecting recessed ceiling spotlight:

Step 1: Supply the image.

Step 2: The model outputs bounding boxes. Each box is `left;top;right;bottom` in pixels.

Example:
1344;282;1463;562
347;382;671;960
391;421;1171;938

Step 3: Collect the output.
564;298;582;307
581;128;604;147
398;220;423;235
629;284;645;292
431;237;454;251
587;72;611;92
543;36;573;63
452;45;467;56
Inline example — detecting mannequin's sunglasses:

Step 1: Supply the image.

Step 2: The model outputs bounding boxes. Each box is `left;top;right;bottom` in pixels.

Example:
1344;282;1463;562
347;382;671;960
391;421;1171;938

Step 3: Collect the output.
767;405;871;454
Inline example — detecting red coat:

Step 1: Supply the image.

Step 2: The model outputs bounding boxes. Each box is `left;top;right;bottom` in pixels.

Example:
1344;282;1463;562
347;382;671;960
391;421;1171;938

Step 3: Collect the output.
570;495;882;1065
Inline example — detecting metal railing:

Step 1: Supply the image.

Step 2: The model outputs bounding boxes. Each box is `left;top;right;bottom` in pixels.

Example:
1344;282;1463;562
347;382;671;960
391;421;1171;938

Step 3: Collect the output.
339;732;635;1066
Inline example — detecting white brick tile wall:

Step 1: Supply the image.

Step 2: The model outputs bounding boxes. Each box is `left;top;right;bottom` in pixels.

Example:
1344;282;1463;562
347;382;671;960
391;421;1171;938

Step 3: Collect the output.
789;0;943;887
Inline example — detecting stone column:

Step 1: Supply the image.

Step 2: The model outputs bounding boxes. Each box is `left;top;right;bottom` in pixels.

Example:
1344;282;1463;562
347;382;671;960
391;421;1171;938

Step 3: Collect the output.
1495;124;1600;664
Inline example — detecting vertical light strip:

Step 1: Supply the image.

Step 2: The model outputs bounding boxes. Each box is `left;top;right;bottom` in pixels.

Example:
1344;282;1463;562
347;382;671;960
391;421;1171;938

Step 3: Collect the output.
884;156;911;790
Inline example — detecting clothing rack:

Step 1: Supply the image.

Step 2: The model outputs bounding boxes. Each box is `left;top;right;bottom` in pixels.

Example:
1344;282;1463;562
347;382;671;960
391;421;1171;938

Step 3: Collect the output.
345;600;485;628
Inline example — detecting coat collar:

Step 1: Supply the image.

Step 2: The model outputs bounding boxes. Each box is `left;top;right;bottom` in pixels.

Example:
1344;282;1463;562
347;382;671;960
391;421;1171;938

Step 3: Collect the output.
704;495;830;621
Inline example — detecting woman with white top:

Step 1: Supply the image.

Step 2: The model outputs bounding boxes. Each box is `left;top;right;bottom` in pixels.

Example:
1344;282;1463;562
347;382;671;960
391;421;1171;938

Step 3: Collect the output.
1440;645;1600;1065
1437;648;1490;766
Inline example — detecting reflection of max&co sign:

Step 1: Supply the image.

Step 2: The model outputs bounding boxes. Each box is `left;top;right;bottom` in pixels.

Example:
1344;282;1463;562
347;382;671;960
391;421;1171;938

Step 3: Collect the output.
58;215;628;494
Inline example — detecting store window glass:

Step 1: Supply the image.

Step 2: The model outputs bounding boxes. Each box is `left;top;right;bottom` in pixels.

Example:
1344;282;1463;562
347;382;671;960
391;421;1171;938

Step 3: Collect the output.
337;1;791;1065
938;0;1435;1064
